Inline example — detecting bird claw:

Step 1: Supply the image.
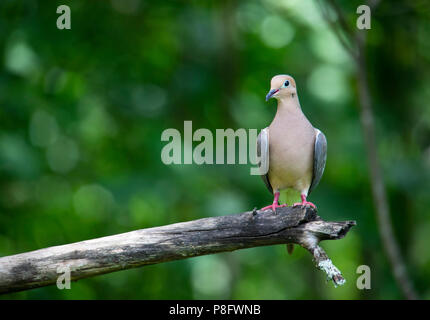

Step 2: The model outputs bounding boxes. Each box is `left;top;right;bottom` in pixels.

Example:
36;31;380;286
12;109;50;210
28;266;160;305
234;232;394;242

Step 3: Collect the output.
293;201;316;208
260;203;288;212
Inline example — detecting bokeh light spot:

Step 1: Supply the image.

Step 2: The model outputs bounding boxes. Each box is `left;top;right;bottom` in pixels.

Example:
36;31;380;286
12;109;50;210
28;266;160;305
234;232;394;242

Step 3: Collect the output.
46;137;79;174
190;255;232;299
29;110;59;148
4;34;40;78
307;64;349;104
260;16;295;48
73;184;116;219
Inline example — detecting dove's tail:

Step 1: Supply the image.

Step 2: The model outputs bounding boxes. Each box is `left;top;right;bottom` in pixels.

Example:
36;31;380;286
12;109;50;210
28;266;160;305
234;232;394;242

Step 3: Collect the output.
281;190;300;255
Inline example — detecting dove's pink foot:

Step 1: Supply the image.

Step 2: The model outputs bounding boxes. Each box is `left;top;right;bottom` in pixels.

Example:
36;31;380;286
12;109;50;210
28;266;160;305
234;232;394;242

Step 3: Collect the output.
293;194;316;208
261;203;287;211
261;191;288;212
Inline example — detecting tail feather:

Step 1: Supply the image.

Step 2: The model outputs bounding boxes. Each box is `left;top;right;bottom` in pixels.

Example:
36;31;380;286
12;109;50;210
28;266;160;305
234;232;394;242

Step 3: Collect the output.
281;190;300;256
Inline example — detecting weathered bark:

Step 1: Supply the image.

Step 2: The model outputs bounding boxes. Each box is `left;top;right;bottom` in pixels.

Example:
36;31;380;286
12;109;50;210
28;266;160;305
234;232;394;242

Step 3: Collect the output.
0;206;355;294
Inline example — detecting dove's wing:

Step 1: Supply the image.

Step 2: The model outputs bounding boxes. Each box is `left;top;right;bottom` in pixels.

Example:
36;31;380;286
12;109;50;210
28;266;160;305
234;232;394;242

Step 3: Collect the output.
308;129;327;196
257;128;273;194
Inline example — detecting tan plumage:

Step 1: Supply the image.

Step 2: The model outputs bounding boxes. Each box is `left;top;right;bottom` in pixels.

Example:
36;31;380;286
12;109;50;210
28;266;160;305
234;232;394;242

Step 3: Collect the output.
268;93;315;196
258;75;327;212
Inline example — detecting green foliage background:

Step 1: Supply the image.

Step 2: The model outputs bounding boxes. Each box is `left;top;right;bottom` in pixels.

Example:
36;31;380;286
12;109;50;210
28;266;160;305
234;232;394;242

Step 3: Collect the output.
0;0;429;299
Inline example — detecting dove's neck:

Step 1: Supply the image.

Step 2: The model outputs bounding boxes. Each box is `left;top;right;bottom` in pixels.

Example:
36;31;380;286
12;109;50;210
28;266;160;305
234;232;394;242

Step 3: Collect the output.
274;95;304;119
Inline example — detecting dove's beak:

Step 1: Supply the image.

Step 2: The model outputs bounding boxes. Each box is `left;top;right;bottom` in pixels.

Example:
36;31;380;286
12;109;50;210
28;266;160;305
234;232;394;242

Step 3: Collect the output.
266;89;279;101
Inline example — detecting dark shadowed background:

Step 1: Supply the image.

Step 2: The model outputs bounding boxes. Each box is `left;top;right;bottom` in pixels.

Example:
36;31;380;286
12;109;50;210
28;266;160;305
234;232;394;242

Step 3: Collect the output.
0;0;429;299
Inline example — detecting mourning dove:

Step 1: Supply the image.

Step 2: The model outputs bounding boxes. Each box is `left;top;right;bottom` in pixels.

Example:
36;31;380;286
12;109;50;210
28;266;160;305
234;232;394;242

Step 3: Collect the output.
257;74;327;212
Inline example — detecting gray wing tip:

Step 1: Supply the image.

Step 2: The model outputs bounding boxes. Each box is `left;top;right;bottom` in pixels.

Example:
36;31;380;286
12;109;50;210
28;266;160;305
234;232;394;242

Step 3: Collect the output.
257;128;273;194
308;129;327;195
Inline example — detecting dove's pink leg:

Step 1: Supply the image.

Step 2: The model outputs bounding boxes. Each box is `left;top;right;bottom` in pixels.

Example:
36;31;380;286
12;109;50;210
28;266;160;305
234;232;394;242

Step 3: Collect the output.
261;191;287;212
293;194;316;208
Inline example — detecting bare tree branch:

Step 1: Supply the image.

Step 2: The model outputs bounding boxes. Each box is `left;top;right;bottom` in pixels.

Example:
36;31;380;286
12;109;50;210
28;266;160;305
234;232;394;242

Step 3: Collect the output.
355;33;418;300
317;0;419;300
0;206;355;294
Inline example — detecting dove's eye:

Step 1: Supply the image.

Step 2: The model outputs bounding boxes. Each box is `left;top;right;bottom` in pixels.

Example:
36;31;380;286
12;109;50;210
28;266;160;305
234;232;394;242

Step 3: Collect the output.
283;80;290;87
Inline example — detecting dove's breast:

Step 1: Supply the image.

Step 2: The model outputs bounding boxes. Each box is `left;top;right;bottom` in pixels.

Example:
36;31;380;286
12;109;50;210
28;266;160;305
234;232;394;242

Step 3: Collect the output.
268;111;315;194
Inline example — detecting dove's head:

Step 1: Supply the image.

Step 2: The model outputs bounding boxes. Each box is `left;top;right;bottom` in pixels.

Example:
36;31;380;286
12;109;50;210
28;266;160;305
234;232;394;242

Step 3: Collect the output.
266;75;297;102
